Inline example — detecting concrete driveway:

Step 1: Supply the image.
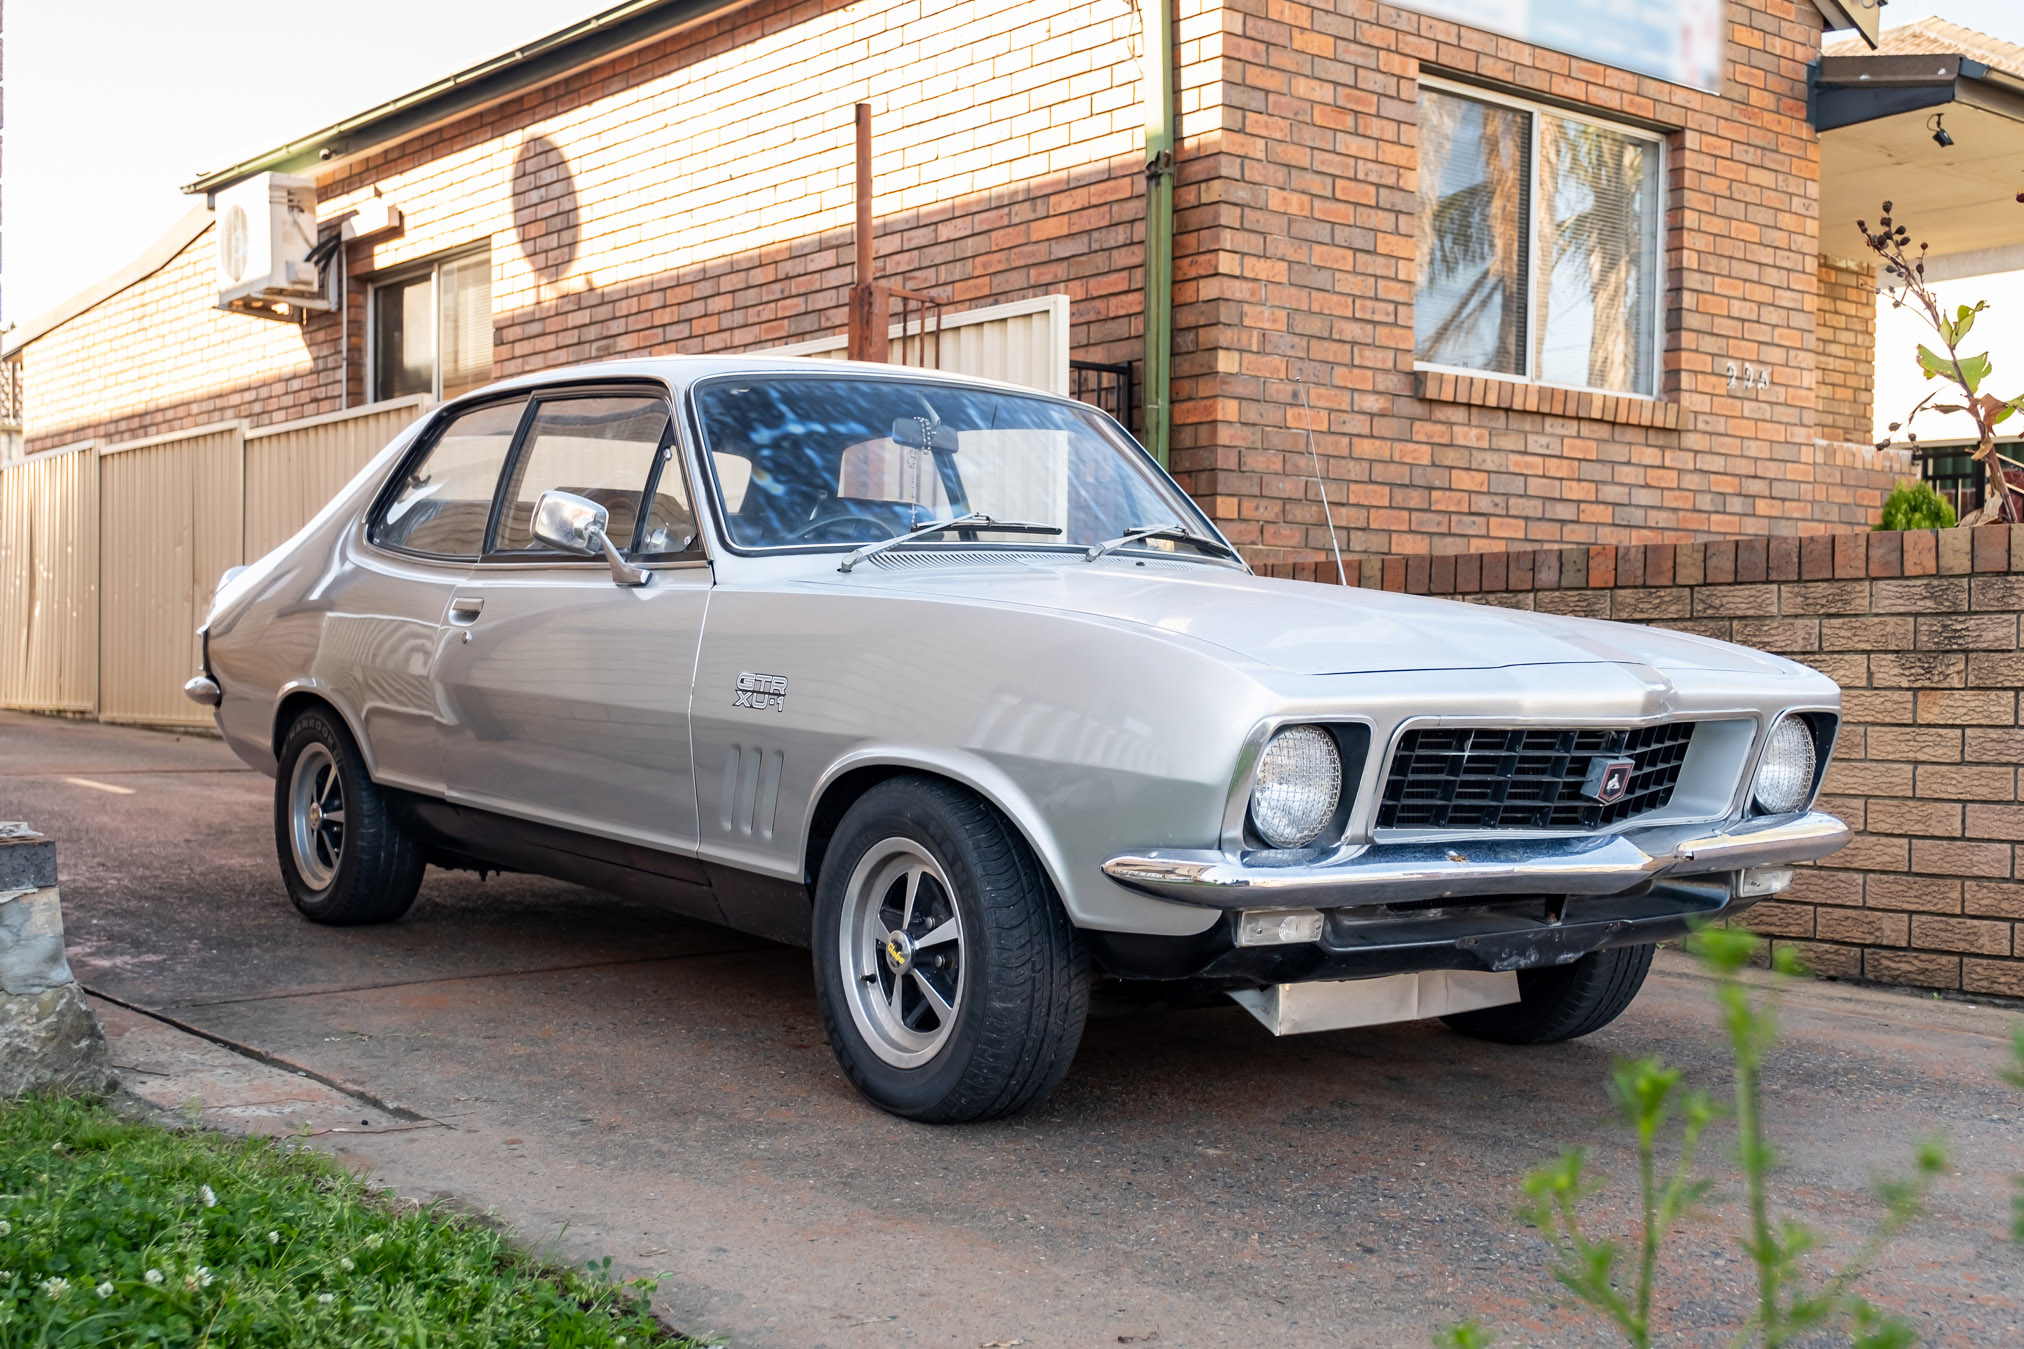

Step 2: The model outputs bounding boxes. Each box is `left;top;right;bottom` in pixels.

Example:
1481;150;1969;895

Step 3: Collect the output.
4;709;2020;1347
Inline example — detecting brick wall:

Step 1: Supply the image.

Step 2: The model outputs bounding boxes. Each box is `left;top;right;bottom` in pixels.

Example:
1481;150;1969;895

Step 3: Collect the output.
1186;0;1902;563
1261;523;2024;996
1817;255;1877;449
17;0;1903;556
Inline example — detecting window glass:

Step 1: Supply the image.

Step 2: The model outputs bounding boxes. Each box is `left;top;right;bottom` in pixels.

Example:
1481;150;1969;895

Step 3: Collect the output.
692;377;1213;555
1415;89;1531;376
370;248;493;402
439;253;494;400
494;396;685;554
1535;115;1660;396
372;275;434;401
374;399;525;557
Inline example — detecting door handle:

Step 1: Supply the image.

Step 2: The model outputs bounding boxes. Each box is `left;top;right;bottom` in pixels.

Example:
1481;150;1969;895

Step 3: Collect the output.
448;596;485;624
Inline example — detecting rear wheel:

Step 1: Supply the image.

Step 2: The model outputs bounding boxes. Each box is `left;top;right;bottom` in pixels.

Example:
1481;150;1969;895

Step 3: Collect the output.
275;708;425;925
1442;943;1655;1045
813;776;1089;1122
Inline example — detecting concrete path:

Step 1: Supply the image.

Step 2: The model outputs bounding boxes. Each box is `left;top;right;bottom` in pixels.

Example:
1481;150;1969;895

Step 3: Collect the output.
6;710;2022;1347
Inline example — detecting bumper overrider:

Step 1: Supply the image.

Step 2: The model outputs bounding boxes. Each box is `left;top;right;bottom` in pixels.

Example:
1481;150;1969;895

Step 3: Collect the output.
1089;811;1850;984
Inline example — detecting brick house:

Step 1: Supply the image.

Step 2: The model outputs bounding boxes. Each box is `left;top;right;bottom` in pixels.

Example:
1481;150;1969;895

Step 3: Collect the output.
2;0;1929;564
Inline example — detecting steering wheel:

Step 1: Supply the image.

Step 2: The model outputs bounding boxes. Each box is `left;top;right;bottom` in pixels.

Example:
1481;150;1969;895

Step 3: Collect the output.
788;514;896;544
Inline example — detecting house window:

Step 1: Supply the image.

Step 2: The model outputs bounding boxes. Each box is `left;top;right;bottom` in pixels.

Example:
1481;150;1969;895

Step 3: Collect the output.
371;248;493;402
1414;84;1663;397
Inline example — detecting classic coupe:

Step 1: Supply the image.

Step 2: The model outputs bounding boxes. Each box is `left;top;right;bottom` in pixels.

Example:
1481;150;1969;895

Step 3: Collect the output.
190;357;1849;1121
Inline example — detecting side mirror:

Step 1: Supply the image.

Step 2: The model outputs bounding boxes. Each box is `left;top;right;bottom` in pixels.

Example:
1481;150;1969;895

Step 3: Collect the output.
531;489;648;586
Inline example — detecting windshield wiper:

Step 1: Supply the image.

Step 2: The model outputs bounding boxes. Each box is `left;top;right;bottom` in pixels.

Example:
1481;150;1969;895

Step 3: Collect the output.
838;512;1063;572
1084;524;1237;563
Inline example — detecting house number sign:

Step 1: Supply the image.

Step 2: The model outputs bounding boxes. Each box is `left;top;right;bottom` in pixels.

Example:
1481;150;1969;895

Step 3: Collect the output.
1726;360;1773;394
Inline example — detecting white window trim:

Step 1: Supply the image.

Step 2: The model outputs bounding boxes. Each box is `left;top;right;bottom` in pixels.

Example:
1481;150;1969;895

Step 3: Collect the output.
366;245;490;404
1413;75;1668;402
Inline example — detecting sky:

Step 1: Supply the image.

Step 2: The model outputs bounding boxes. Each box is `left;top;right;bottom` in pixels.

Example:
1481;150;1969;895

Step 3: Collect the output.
4;3;2022;330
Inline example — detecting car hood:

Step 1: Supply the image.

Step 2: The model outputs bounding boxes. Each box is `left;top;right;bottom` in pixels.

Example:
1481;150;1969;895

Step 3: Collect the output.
817;559;1795;677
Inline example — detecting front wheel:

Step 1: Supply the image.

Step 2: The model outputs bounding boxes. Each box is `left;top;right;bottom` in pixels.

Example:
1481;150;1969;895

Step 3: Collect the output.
275;708;425;925
1442;943;1655;1044
812;777;1089;1122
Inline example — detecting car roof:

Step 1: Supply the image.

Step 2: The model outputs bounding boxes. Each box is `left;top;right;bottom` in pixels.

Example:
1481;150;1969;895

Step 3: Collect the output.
449;354;1078;408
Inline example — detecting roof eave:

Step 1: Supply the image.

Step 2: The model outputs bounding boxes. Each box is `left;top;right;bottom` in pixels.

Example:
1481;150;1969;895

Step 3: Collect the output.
181;0;751;198
1813;53;2024;131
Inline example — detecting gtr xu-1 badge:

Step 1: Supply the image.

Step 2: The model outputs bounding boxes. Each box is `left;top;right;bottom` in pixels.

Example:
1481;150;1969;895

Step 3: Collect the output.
1582;756;1637;805
734;671;788;712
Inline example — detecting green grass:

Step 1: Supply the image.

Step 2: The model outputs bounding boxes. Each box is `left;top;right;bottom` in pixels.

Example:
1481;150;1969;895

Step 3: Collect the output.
0;1094;694;1347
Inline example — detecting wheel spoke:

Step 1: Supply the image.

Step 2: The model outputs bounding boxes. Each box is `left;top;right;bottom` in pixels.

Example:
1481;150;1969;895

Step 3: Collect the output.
320;809;345;826
914;917;959;949
900;868;920;930
887;972;907;1024
910;969;955;1020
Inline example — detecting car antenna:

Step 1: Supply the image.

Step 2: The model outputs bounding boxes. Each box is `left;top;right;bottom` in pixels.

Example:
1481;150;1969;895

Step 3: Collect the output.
1296;374;1348;587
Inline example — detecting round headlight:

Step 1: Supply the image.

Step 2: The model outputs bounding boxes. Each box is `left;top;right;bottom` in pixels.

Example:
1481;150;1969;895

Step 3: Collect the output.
1250;726;1343;848
1752;717;1817;815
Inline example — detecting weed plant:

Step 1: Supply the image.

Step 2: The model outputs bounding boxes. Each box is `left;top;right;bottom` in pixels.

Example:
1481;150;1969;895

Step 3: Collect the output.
1439;929;1950;1349
0;1094;691;1347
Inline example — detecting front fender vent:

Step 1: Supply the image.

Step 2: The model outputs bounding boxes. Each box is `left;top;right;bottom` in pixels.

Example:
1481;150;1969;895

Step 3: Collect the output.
1377;723;1696;831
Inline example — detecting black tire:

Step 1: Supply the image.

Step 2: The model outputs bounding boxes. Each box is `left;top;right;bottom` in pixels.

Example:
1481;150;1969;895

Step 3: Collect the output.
274;707;425;925
1441;943;1655;1045
812;776;1089;1123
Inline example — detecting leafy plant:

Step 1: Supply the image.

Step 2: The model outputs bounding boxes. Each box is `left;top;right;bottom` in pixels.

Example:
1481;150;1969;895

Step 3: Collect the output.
0;1093;690;1348
1860;203;2023;525
1874;480;1957;532
1445;928;1945;1348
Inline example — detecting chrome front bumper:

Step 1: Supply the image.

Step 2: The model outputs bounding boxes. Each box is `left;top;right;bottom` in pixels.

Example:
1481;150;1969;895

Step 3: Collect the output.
1101;811;1850;910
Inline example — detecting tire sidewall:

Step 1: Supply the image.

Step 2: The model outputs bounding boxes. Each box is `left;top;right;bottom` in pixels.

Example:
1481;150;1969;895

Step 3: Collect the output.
274;711;363;921
812;785;1005;1117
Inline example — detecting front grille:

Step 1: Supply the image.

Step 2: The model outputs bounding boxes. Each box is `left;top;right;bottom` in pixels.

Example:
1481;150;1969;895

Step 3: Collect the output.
1377;723;1697;831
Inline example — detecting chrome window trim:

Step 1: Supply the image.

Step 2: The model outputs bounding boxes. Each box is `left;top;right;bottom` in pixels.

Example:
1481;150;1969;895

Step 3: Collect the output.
1364;709;1762;843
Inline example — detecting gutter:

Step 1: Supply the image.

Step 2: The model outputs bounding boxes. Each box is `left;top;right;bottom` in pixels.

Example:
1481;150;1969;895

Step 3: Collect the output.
1141;0;1175;468
1812;53;2024;131
182;0;752;197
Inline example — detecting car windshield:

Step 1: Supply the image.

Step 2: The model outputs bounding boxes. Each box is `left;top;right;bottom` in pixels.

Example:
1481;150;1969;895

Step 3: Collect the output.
691;375;1223;556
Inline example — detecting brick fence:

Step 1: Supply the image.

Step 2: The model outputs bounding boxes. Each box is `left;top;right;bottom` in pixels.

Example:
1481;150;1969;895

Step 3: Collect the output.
1261;525;2024;997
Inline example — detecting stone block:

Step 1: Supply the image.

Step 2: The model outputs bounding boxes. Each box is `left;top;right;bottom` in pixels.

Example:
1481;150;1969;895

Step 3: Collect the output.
1914;689;2018;725
1695;583;1780;618
1835;833;1908;872
1908;914;2013;956
1965;881;2024;920
1864;798;1959;838
1863;948;1961;989
1534;590;1611;618
1815;906;1906;945
1781;941;1864;979
1864;725;1960;762
1824;760;1915;797
1915;613;2019;651
1909;838;2014;878
1802;653;1869;686
1612;587;1692;621
1914;763;2017;801
1746;901;1815;938
1732;619;1818;653
1867;651;1966;689
1965;804;2024;841
1865;873;1963;913
1962;958;2024;998
1870;578;1969;614
1971;575;2024;611
0;984;114;1100
1822;616;1913;651
1839;689;1912;724
1781;580;1872;615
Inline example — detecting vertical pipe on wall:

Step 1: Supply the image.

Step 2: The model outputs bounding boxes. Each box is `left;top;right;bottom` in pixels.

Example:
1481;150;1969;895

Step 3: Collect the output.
1142;0;1175;467
847;103;886;363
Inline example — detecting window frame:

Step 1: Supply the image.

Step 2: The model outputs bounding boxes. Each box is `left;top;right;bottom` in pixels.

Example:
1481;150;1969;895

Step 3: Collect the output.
363;379;706;570
481;385;703;566
1413;76;1668;401
366;244;494;404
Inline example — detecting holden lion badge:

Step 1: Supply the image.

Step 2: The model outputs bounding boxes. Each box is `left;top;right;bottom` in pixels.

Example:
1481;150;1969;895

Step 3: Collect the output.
1581;756;1637;805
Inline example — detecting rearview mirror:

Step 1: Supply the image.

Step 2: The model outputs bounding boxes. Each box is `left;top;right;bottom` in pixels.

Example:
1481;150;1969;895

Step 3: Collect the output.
890;417;953;451
531;490;648;586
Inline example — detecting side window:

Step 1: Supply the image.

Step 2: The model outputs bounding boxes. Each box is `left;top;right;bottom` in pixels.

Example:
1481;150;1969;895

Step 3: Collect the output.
493;396;692;555
372;399;526;558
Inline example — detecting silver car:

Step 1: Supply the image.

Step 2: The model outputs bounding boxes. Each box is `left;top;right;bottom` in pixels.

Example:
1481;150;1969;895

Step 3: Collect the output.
191;357;1849;1121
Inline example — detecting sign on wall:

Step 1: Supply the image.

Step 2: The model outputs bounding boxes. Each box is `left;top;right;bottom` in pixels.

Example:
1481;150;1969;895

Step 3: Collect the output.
1403;0;1725;93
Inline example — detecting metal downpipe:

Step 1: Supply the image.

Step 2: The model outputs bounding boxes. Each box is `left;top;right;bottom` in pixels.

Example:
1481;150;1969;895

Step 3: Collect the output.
1142;0;1175;468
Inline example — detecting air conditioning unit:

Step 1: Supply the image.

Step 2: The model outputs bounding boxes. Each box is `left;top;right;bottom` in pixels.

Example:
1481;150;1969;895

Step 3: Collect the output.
214;173;334;321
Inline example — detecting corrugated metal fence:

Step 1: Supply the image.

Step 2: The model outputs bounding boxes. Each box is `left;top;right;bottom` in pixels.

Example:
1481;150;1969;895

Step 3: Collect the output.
0;396;428;725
